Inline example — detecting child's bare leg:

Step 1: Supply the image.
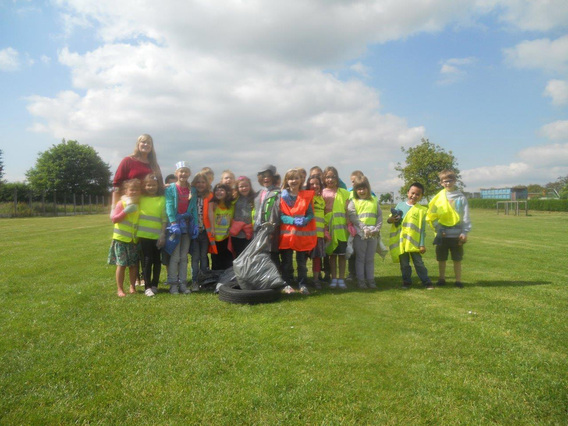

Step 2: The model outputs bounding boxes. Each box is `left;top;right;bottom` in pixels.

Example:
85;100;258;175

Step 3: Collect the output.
453;261;462;282
116;266;127;297
338;255;346;280
438;261;447;280
128;265;138;294
329;255;337;279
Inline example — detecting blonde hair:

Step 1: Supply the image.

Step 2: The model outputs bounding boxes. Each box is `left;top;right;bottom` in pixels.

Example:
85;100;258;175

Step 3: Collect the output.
132;134;163;189
439;169;457;181
281;168;302;191
120;178;141;195
201;167;215;184
191;171;212;196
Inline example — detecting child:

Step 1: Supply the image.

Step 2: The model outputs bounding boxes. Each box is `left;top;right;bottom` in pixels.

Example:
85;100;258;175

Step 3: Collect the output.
306;174;325;289
108;179;142;297
164;174;177;186
230;176;256;258
279;168;317;295
322;166;350;289
347;176;382;289
165;162;195;294
189;171;212;288
426;170;471;288
254;164;281;268
221;169;238;198
206;183;234;270
347;170;365;282
201;167;215;186
387;182;433;289
138;174;167;296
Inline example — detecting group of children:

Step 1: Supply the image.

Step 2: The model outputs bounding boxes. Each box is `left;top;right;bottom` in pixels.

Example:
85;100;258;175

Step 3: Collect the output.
108;164;471;297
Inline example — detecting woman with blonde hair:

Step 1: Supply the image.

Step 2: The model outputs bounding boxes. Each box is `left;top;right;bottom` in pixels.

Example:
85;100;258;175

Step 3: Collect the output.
112;134;164;207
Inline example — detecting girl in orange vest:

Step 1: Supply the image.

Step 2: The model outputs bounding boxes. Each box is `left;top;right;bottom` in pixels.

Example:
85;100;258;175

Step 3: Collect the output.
279;168;317;295
206;183;234;270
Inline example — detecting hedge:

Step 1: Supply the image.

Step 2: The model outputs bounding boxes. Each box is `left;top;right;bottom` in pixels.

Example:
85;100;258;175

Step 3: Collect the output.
468;198;568;212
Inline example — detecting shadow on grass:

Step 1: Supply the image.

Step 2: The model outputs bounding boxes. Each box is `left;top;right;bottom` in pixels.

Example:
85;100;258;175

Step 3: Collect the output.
468;280;552;287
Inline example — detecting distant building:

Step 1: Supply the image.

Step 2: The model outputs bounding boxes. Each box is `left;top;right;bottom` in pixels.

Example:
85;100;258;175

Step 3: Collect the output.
480;187;528;200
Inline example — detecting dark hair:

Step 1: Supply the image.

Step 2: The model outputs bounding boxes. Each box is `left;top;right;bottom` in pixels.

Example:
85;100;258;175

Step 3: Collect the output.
408;182;425;193
352;176;372;199
307;174;323;191
211;183;234;204
165;174;177;184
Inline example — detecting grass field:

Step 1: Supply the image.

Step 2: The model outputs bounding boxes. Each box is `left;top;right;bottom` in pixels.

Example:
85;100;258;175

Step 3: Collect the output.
0;209;567;424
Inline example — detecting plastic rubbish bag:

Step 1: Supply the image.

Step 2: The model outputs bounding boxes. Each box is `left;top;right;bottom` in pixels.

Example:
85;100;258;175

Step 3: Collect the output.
232;222;285;290
376;238;389;260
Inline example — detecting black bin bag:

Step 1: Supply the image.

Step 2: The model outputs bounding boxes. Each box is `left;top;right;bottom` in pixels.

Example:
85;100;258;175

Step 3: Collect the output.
232;222;285;290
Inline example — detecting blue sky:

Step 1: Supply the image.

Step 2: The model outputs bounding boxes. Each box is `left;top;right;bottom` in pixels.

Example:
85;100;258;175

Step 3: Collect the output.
1;0;568;194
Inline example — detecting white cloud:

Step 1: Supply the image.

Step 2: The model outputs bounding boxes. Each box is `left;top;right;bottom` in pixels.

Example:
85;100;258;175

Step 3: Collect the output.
480;0;568;31
504;35;568;74
438;57;476;85
0;47;21;71
28;42;424;190
544;79;568;106
540;120;568;141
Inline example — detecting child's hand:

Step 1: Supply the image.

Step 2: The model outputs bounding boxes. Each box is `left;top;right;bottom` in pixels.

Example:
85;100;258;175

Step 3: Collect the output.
459;234;467;245
419;246;426;254
123;204;138;213
157;236;165;249
324;229;331;242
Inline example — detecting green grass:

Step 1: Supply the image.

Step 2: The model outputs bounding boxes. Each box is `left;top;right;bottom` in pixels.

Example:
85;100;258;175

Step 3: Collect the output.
0;209;567;424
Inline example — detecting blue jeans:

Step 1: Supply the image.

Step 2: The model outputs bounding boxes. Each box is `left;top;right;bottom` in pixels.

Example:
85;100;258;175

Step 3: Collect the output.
399;252;431;285
190;230;210;282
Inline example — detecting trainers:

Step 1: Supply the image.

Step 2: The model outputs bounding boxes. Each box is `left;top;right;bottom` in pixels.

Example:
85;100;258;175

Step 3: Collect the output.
367;280;377;289
402;282;411;290
313;279;322;290
299;285;310;295
455;281;464;288
144;288;155;297
169;284;179;295
151;286;158;294
281;285;296;294
357;281;367;289
330;279;338;289
436;279;446;287
338;279;347;290
424;282;434;290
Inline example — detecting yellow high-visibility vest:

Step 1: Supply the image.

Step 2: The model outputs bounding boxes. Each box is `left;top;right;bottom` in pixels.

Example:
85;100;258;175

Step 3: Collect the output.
137;196;166;240
389;204;427;262
113;200;140;243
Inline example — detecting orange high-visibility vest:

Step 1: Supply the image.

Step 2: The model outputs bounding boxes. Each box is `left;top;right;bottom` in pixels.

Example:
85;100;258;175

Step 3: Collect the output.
202;193;218;254
279;190;317;252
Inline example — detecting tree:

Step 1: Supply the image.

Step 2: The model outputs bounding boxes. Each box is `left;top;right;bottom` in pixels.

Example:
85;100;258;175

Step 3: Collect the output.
0;149;4;182
526;184;546;196
395;138;461;200
546;175;568;199
379;192;393;204
26;139;112;199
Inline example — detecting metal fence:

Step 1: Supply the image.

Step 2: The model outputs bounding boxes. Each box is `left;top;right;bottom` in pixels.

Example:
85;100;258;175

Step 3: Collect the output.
1;188;111;218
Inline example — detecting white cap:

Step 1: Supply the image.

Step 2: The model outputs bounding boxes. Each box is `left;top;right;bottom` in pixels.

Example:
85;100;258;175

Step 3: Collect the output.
175;161;190;171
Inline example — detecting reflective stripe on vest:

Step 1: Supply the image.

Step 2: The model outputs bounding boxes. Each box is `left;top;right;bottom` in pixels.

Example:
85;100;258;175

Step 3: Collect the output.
279;190;317;252
113;201;139;243
353;197;378;226
137;196;165;239
325;188;349;255
313;195;325;238
213;203;234;241
388;204;426;262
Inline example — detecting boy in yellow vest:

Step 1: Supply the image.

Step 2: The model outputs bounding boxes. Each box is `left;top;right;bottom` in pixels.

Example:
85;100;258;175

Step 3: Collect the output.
426;170;471;288
387;182;433;290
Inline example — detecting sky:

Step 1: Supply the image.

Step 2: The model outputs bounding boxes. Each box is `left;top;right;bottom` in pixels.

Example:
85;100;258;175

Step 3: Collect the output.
1;0;568;195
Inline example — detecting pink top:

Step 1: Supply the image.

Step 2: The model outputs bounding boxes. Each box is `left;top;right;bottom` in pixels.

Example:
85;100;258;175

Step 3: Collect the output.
113;156;153;188
322;188;337;214
177;184;190;214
